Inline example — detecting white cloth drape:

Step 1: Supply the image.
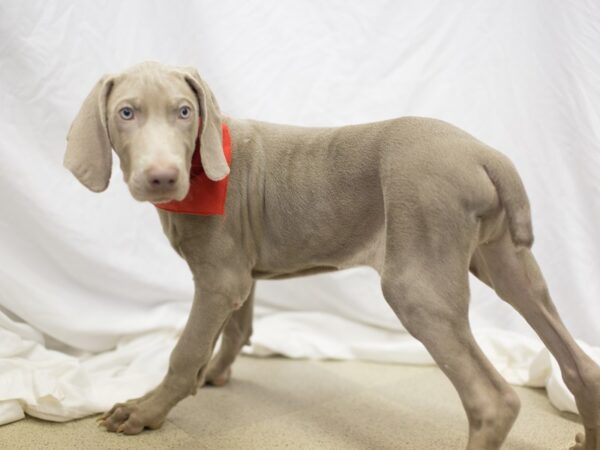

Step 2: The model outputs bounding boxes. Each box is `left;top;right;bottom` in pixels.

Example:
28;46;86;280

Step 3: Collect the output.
1;0;599;425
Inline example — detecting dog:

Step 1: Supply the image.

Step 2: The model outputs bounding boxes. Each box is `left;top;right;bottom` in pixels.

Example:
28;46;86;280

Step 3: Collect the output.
63;62;599;449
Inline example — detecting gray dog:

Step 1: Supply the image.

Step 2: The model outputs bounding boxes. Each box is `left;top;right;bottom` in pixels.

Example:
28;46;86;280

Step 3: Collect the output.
64;62;599;449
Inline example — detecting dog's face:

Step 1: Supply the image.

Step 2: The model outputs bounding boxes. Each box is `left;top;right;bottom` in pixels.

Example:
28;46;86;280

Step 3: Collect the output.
106;68;198;202
64;62;230;202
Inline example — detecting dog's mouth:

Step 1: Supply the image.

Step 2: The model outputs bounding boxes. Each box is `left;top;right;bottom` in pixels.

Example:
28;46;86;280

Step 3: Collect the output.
126;168;191;204
146;189;189;204
149;196;176;204
128;184;189;204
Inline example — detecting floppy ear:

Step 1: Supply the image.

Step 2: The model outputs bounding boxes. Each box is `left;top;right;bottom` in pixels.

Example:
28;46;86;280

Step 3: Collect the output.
182;68;230;181
64;76;114;192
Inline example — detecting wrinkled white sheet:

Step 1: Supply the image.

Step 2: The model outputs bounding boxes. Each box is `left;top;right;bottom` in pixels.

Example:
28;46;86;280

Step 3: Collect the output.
1;0;599;425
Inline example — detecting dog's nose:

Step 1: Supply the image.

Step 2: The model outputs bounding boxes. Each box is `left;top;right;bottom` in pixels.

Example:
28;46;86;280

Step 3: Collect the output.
145;166;180;188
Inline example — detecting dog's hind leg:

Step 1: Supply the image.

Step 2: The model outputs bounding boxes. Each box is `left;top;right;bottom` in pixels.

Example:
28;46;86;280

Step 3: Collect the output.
381;232;520;449
204;282;255;386
470;249;494;289
478;230;600;450
382;265;520;449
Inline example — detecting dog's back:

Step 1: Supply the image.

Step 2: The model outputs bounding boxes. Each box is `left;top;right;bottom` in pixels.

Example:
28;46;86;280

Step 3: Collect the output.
222;116;527;277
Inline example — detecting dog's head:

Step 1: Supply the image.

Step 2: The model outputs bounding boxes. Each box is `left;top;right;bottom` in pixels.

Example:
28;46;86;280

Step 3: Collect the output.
64;61;229;203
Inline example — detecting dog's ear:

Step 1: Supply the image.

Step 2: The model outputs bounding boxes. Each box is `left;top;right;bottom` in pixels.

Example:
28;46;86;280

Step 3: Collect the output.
181;68;230;181
64;76;114;192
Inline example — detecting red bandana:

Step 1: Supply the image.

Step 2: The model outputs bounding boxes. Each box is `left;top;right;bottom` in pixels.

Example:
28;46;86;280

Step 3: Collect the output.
154;121;231;215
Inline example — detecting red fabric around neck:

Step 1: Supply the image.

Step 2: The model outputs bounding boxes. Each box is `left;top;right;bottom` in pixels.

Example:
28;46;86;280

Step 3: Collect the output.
154;121;231;215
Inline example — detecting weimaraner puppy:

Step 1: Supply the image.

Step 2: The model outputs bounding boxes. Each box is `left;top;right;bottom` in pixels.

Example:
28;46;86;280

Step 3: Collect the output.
64;61;599;449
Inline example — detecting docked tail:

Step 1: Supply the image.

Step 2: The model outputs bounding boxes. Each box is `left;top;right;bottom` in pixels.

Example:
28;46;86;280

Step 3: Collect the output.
483;154;534;248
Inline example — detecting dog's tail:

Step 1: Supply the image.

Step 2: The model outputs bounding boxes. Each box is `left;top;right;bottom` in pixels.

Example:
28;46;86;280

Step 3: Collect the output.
483;154;534;248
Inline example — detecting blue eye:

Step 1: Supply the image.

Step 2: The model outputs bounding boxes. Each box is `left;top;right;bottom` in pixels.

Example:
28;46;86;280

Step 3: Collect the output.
119;107;134;120
178;105;192;119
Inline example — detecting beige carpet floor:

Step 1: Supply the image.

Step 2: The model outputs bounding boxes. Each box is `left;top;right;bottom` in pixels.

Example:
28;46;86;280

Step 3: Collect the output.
0;356;582;449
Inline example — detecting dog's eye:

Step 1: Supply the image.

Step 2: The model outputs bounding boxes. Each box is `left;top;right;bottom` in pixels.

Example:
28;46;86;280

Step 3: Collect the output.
119;107;135;120
178;106;192;119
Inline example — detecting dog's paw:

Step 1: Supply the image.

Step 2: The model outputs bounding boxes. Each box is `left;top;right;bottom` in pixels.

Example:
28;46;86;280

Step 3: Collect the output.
570;432;585;450
97;399;166;435
204;366;232;387
569;428;599;450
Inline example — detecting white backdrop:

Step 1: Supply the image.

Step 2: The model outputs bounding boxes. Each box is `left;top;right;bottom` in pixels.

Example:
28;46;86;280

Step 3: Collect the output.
1;0;599;425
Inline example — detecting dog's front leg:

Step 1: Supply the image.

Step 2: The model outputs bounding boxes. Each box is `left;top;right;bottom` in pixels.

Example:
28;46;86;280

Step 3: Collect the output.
98;281;244;435
204;282;255;386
